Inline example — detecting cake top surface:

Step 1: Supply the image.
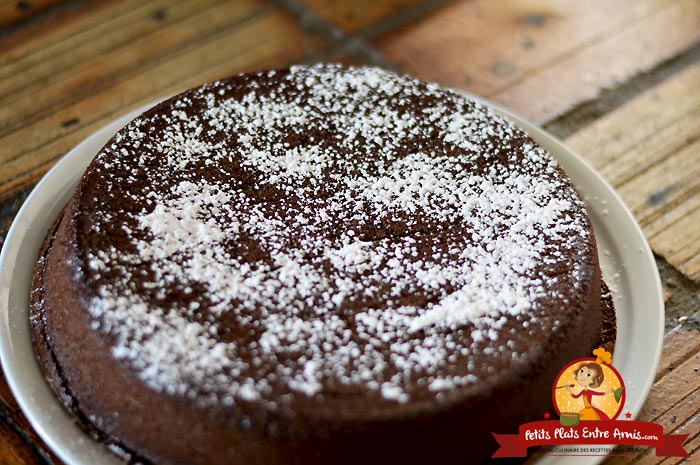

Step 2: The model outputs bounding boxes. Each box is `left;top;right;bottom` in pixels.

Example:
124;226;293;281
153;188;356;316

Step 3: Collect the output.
75;64;593;411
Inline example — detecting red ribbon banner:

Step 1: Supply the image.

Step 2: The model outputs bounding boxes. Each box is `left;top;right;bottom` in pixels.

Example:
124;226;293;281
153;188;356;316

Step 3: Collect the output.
492;420;689;458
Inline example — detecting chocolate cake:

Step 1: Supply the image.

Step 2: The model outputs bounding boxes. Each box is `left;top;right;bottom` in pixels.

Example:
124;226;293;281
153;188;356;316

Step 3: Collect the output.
31;64;610;464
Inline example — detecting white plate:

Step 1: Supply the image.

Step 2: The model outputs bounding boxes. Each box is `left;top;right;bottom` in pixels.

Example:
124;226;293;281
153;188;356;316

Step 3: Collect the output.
0;99;664;465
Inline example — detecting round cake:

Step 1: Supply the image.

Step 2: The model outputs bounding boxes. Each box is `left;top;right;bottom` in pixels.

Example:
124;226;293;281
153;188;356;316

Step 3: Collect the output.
31;64;606;464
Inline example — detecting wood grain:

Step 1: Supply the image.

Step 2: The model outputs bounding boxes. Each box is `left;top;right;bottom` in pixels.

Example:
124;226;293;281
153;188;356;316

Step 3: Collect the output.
295;0;428;34
654;325;700;383
0;0;322;204
0;420;42;465
0;0;68;29
0;374;20;414
601;326;700;464
376;0;700;124
493;0;700;124
566;63;700;282
0;372;62;464
0;0;266;133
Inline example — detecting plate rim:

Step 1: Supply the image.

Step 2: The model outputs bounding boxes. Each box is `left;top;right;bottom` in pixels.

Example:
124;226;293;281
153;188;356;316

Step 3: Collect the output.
0;96;664;465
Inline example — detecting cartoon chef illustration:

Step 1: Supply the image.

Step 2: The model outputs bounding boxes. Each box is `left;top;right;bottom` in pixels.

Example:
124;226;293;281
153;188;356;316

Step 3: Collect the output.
561;348;622;420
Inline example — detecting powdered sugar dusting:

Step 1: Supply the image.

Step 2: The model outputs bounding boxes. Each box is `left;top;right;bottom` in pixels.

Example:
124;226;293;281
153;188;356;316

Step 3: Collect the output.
80;64;592;407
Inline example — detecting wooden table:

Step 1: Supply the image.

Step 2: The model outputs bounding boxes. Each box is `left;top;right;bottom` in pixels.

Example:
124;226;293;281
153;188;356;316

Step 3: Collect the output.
0;0;698;463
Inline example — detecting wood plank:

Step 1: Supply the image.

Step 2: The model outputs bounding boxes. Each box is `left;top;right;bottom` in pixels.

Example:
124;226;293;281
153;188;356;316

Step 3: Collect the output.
649;203;700;260
376;0;700;124
0;6;323;202
0;0;198;93
0;372;20;414
603;328;700;465
0;380;63;465
492;0;700;124
649;369;700;434
615;140;700;233
609;144;700;238
380;0;664;92
565;63;700;281
0;0;67;29
0;0;267;134
640;349;700;424
680;251;700;283
295;0;428;34
0;0;166;63
636;182;700;241
655;326;700;382
0;420;42;465
565;64;700;185
664;423;698;465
